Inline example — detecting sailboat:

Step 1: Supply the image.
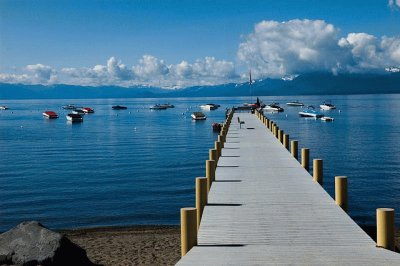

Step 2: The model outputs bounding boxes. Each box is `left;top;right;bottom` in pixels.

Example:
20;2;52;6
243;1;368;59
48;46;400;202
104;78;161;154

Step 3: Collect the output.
243;71;265;109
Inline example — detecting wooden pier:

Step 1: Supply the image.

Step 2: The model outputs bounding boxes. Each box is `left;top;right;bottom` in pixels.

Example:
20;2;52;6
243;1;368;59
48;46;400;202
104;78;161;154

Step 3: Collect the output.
177;112;400;265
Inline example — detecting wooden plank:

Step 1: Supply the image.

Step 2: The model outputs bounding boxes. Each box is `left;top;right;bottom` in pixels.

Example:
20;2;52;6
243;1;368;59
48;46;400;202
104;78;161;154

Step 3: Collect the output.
177;113;400;265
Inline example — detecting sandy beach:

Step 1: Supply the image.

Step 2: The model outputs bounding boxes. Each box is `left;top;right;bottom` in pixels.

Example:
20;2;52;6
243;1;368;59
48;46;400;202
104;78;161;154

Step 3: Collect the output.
62;225;180;266
61;225;400;266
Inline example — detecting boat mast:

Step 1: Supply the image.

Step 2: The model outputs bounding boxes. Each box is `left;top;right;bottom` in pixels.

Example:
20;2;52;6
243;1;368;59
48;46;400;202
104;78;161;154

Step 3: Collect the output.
249;70;252;103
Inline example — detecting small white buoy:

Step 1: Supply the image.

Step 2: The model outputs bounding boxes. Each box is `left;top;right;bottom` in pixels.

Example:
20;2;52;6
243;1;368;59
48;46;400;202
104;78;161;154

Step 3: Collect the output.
339;110;341;113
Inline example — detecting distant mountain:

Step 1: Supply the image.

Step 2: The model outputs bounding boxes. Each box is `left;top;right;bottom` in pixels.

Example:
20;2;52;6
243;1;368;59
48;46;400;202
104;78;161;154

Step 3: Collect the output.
1;72;400;99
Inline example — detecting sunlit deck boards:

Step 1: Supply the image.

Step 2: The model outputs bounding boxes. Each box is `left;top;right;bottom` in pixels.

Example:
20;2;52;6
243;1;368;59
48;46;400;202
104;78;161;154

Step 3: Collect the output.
177;113;400;265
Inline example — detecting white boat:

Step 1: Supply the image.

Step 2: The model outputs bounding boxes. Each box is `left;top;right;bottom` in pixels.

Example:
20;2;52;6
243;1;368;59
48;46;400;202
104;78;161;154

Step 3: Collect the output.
72;109;86;115
200;104;219;110
263;103;284;112
66;113;83;122
321;116;334;122
320;101;336;110
299;106;324;118
0;106;9;110
62;104;81;110
150;104;167;110
191;112;207;120
43;111;58;119
286;101;304;106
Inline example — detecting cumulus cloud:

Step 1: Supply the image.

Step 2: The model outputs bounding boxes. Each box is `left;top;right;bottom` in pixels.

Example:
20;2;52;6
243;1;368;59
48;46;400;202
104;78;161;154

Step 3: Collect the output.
0;64;57;84
389;0;400;9
237;19;400;78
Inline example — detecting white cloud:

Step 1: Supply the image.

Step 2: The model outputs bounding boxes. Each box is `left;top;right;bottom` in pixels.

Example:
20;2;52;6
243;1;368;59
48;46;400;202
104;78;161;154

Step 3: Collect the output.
238;19;400;78
0;64;57;84
389;0;400;9
133;55;169;80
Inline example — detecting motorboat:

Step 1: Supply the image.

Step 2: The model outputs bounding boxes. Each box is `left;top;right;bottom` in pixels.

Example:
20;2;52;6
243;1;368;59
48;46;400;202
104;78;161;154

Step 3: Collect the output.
321;116;334;122
112;105;128;110
150;104;167;110
320;101;336;110
263;103;284;112
158;103;175;108
286;101;304;106
200;104;219;110
299;106;324;118
66;113;83;122
243;97;265;109
191;112;207;120
62;104;80;110
0;106;9;110
72;109;86;115
82;107;94;113
42;111;58;119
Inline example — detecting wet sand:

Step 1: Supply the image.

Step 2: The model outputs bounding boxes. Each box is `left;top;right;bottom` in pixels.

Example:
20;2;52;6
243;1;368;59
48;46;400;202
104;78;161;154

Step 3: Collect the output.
62;225;180;266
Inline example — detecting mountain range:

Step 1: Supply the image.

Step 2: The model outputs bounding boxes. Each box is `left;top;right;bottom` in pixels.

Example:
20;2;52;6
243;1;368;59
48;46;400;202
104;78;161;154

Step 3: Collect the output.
1;72;400;99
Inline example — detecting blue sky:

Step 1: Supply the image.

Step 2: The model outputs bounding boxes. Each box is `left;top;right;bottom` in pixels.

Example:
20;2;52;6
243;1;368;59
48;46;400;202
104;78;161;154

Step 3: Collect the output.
0;0;399;87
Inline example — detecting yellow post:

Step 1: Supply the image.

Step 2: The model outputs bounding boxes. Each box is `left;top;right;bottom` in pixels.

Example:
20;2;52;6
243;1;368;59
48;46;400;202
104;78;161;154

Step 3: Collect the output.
335;176;348;212
275;126;280;138
301;148;310;171
215;141;220;160
313;159;323;185
283;134;289;150
209;149;217;162
291;140;298;159
206;160;216;191
181;207;197;257
218;135;224;148
376;208;395;251
196;177;208;229
279;130;284;144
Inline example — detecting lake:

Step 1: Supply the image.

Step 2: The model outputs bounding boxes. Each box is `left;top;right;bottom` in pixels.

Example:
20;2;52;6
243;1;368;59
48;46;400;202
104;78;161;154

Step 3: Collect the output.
1;95;399;231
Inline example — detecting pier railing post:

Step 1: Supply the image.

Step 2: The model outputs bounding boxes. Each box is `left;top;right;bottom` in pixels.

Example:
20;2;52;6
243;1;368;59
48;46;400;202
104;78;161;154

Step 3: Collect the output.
301;148;310;171
291;140;298;159
215;141;221;160
335;176;348;212
209;149;217;164
218;135;224;148
376;208;395;251
279;130;284;144
313;159;323;185
206;160;216;191
283;134;289;150
196;177;208;229
275;126;279;138
181;207;197;257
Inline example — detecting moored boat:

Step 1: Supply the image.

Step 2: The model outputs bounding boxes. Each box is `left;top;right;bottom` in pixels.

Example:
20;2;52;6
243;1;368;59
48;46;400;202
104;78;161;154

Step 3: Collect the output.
191;112;207;120
150;104;167;110
72;109;86;115
82;107;94;113
200;104;219;110
263;103;284;112
62;104;80;110
66;113;83;122
320;101;336;110
286;101;304;106
158;103;175;108
0;106;9;110
112;105;128;110
212;122;222;131
321;116;334;122
299;106;324;118
42;111;58;119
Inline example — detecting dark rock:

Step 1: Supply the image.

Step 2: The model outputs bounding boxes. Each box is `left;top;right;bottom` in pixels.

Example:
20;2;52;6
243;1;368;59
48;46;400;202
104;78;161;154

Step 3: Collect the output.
0;221;94;266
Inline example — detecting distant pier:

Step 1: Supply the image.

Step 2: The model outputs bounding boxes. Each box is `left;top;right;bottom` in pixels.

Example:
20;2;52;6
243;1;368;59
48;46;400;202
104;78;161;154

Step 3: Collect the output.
177;110;400;265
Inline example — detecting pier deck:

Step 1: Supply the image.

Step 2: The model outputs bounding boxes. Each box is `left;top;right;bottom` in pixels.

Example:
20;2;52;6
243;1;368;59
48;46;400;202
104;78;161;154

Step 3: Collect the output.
177;113;400;265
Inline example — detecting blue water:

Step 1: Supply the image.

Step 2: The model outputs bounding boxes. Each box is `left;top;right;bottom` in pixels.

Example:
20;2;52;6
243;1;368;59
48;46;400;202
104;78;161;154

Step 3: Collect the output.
0;95;399;231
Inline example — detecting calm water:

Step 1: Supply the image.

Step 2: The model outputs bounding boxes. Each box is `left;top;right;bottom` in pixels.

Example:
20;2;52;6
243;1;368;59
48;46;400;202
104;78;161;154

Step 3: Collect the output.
0;95;399;231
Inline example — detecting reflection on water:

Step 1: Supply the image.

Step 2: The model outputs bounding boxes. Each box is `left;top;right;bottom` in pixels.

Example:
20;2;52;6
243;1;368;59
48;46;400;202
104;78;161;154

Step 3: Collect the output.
0;95;400;230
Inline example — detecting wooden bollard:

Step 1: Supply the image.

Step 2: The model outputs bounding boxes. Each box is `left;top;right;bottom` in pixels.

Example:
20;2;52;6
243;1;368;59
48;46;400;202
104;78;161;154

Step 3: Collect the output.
313;159;323;185
218;135;224;148
279;130;284;144
283;134;289;150
291;140;298;159
301;148;310;171
376;208;395;251
335;176;348;212
275;126;279;138
209;149;217;162
181;207;197;257
215;141;221;159
196;177;208;229
206;160;216;191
